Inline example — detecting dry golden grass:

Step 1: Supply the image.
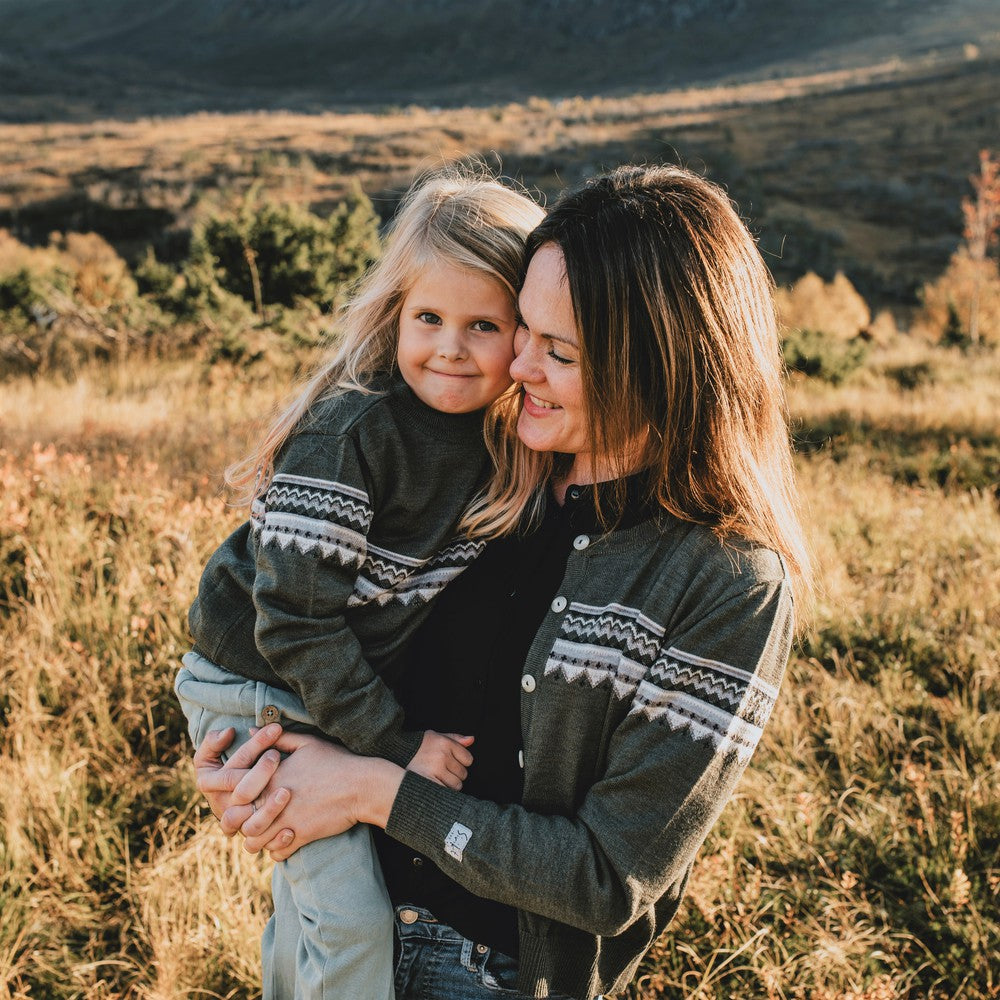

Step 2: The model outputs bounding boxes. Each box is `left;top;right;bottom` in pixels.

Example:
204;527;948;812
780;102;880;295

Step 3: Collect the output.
0;347;997;999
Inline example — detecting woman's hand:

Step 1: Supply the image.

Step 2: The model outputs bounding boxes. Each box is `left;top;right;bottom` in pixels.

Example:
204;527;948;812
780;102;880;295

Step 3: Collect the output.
194;725;406;860
193;724;289;829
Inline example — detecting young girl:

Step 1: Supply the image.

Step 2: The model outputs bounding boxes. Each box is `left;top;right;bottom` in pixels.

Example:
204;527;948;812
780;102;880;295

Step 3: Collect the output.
174;170;544;1000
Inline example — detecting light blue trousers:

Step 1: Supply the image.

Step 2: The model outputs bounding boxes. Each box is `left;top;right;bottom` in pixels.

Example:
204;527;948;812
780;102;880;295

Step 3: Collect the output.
175;651;394;1000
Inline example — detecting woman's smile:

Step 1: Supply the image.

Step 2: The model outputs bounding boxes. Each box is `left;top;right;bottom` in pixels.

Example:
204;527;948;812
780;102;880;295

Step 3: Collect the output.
523;391;561;413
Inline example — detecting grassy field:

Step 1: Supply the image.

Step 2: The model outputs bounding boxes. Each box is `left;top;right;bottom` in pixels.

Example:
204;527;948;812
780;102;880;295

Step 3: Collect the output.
0;337;997;999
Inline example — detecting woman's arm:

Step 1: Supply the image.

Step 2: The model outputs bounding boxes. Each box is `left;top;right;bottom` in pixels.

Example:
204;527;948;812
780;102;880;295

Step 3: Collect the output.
231;573;793;937
380;579;793;936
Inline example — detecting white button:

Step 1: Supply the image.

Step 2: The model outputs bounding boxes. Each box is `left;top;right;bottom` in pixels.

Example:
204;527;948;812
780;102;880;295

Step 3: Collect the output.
521;674;536;693
476;943;488;954
550;596;567;613
518;750;524;769
573;534;590;550
399;908;419;924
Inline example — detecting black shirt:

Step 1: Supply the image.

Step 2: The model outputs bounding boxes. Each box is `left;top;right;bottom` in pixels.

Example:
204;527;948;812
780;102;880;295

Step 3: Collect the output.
375;476;658;955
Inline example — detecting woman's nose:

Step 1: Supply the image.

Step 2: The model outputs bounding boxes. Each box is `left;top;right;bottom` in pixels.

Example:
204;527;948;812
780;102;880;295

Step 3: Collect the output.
509;332;536;382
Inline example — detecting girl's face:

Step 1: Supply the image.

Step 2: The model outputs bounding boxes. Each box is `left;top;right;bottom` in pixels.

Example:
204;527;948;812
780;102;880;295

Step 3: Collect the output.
510;243;595;482
396;260;519;413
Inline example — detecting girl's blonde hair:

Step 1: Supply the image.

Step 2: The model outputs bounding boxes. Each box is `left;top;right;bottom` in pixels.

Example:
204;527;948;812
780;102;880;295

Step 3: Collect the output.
462;165;812;607
227;168;544;505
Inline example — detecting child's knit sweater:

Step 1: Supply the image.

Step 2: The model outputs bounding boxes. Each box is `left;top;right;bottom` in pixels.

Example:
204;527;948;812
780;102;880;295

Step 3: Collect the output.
188;376;489;767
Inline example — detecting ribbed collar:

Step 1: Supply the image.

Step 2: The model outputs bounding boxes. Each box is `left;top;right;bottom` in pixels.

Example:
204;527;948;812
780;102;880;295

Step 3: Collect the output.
385;374;488;445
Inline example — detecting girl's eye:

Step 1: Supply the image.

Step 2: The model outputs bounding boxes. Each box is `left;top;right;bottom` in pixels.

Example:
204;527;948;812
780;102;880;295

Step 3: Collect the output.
417;312;441;325
548;347;574;366
471;320;499;333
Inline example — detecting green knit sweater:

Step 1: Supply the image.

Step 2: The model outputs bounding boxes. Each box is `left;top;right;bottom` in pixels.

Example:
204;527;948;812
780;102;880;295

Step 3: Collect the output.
384;510;794;998
188;376;490;767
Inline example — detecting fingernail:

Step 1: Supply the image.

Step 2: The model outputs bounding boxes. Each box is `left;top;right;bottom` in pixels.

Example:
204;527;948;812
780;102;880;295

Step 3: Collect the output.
264;750;281;764
275;787;290;805
282;830;293;843
264;723;281;737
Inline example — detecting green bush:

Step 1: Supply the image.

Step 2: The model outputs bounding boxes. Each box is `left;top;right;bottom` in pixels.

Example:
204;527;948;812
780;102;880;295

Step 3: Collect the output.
883;360;935;390
782;327;868;383
133;247;178;300
191;186;381;312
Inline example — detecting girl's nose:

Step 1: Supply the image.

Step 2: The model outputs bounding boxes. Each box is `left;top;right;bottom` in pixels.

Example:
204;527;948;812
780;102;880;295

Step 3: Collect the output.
437;327;467;360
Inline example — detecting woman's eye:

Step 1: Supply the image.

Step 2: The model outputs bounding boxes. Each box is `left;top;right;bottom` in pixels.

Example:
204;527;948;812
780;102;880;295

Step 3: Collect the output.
547;347;574;365
417;312;441;325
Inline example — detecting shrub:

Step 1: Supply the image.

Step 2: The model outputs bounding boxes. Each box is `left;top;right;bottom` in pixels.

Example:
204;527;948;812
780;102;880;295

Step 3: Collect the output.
883;360;935;391
190;185;381;313
914;249;1000;346
775;271;871;341
782;327;868;383
134;246;179;300
0;230;154;377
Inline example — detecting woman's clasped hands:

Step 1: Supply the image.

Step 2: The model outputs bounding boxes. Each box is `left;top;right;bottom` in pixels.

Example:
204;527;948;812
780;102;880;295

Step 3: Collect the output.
193;725;367;860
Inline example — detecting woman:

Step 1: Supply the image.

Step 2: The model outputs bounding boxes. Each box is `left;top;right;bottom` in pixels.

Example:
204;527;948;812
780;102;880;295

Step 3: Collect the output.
194;164;810;1000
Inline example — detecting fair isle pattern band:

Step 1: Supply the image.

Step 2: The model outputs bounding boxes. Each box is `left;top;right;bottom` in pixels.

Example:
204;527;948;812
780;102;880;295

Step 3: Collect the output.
630;646;780;765
253;474;373;566
349;537;486;608
543;601;665;699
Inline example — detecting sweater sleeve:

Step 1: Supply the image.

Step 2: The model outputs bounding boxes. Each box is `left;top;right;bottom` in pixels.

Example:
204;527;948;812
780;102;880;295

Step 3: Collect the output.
385;574;793;934
252;429;422;767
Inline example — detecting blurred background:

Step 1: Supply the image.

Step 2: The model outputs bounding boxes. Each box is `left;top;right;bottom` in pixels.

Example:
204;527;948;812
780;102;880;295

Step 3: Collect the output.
0;3;998;998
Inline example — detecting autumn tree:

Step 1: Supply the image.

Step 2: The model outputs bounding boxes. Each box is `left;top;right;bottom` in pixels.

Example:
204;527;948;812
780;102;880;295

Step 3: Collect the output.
916;150;1000;346
962;149;1000;344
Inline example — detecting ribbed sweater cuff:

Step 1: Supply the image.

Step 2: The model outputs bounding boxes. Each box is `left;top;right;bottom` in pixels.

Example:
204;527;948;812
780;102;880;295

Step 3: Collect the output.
374;729;424;769
385;769;464;854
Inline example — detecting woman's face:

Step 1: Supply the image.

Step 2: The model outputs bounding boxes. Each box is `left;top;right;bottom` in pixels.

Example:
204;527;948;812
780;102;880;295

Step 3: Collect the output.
510;244;594;479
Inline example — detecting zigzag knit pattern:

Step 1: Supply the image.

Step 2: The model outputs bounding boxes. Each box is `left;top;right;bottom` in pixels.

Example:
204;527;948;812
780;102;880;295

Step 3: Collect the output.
543;601;665;698
630;646;779;764
541;602;778;764
253;474;373;567
348;536;486;608
265;474;373;531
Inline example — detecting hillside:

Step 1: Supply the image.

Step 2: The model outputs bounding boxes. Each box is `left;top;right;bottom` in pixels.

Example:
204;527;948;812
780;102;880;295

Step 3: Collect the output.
2;48;998;308
1;0;998;119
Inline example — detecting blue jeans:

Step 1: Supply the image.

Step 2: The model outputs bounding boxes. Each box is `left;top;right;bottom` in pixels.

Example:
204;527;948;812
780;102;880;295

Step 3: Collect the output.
393;905;599;1000
175;651;394;1000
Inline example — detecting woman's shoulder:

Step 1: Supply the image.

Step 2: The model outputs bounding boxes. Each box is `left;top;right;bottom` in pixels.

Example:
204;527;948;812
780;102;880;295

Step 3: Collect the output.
610;514;787;595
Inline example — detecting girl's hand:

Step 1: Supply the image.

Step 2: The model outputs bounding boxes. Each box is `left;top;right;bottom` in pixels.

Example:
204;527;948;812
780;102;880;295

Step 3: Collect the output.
408;730;474;789
237;730;406;861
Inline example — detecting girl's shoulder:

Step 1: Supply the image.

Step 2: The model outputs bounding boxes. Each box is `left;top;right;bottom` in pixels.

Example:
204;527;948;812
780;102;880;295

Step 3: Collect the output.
295;375;402;439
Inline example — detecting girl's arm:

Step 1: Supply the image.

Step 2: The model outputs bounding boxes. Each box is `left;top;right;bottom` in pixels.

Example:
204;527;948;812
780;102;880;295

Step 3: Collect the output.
250;428;423;767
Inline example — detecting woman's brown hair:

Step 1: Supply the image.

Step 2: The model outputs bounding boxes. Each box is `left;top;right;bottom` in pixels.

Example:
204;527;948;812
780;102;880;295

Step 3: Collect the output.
462;164;812;606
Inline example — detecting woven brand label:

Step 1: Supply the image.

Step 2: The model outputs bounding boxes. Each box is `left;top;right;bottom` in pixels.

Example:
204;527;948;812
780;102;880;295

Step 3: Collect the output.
444;822;472;862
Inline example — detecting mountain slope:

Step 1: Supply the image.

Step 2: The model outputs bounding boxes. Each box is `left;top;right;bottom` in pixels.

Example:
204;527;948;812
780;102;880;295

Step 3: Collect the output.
1;0;997;119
